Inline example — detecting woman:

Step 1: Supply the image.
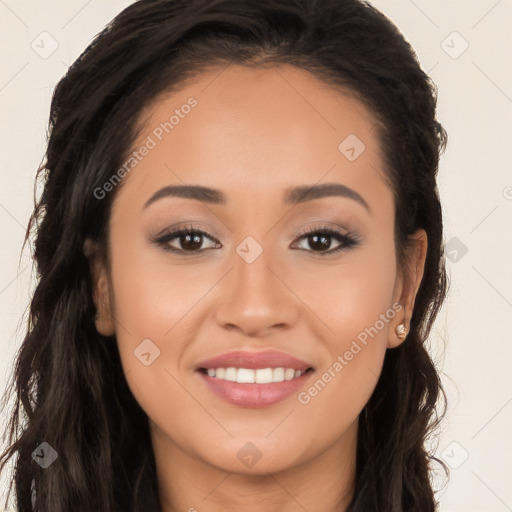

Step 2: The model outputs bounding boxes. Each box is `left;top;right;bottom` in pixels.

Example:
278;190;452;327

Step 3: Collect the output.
0;0;449;510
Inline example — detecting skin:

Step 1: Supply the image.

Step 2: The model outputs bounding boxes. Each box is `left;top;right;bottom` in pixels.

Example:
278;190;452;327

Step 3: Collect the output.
85;63;427;512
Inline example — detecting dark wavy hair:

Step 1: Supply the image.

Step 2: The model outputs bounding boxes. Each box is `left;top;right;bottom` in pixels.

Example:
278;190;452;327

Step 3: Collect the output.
0;0;449;510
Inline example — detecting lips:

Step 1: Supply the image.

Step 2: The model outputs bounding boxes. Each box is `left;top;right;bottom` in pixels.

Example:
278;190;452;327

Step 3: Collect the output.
195;350;314;372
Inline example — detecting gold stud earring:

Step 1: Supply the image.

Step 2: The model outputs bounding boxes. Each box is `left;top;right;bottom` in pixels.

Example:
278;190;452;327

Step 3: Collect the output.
396;323;407;340
396;303;407;340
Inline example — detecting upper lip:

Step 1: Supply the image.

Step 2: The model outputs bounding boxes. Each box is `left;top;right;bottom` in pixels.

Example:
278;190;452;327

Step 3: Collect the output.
195;350;314;371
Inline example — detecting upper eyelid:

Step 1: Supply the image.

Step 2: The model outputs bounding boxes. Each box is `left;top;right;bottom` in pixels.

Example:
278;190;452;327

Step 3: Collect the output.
157;225;349;241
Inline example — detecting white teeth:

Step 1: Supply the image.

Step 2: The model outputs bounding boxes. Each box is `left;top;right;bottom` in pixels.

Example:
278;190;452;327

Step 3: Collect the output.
255;368;273;384
224;367;237;382
204;367;307;383
273;367;285;382
237;368;255;383
284;368;295;381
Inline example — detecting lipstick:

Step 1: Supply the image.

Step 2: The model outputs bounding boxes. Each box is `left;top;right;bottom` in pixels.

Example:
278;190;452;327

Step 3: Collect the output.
195;350;314;408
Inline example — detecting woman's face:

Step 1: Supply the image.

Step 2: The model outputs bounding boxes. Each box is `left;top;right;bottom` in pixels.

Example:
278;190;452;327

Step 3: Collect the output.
89;63;426;477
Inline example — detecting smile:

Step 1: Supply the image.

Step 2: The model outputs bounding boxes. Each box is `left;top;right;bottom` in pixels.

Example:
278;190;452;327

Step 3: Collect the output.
196;367;315;408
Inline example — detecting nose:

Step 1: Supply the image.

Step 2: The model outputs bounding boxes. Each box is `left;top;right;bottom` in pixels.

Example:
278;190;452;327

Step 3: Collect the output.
214;249;299;338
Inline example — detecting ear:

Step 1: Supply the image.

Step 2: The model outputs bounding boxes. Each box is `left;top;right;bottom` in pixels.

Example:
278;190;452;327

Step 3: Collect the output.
83;238;115;336
388;229;428;349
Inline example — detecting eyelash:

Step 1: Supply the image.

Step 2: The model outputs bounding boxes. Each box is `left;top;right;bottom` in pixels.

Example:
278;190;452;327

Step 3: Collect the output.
152;224;360;256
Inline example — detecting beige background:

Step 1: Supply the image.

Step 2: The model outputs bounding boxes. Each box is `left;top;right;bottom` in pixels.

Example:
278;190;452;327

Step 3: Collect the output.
1;1;511;510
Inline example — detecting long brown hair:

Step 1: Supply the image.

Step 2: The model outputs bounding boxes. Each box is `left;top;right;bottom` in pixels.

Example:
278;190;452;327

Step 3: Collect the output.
1;0;448;510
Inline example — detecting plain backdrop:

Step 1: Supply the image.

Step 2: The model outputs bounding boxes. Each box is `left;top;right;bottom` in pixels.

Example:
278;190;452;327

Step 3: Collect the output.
1;1;511;511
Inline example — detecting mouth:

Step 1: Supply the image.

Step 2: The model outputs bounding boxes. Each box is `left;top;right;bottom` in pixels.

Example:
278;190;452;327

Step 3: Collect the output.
194;350;315;408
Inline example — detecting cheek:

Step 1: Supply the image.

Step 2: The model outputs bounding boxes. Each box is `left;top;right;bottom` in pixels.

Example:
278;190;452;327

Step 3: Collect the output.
106;229;217;408
288;225;398;353
292;242;397;441
109;226;217;342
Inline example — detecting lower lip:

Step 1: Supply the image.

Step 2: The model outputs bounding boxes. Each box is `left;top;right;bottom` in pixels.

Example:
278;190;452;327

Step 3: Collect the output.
196;370;314;408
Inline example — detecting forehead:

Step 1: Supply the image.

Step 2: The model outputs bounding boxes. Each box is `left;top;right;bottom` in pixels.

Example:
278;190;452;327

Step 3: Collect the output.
115;63;390;211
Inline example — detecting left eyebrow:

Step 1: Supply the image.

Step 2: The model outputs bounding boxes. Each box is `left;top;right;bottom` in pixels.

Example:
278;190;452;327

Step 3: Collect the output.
283;182;370;213
142;182;370;213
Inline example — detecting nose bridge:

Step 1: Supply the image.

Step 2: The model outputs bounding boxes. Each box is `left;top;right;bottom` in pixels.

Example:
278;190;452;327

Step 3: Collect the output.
230;200;291;296
233;233;282;305
236;237;276;293
214;232;298;336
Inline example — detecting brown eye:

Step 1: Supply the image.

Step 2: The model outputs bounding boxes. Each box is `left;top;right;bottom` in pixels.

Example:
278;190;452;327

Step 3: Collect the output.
292;226;360;255
154;227;220;253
